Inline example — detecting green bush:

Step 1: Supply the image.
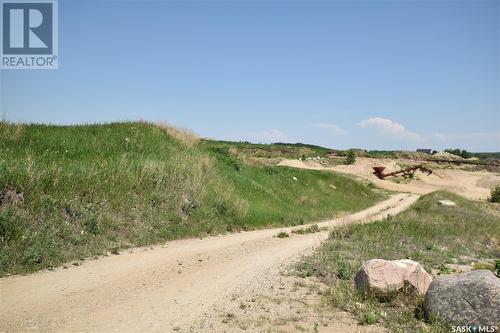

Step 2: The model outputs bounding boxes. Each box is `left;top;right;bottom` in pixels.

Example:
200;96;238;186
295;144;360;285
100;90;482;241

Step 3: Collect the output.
345;150;356;165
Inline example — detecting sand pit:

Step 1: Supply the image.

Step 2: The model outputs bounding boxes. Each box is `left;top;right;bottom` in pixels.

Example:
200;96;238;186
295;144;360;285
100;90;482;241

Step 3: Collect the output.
278;157;500;200
277;159;324;170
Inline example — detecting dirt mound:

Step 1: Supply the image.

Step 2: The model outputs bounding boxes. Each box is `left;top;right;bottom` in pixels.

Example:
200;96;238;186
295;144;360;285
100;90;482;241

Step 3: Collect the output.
277;159;323;170
433;152;463;160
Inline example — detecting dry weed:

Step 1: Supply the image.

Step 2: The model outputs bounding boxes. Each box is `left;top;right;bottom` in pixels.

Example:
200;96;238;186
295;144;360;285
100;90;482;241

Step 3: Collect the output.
156;122;199;147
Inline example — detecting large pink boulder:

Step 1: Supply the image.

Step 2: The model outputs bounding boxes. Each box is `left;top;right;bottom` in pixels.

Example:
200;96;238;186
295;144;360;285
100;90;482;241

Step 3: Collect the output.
354;259;432;297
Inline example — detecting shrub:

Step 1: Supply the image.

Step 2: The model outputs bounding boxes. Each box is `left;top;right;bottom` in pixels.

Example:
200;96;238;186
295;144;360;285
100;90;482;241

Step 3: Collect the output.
345;150;356;165
488;185;500;203
276;231;289;238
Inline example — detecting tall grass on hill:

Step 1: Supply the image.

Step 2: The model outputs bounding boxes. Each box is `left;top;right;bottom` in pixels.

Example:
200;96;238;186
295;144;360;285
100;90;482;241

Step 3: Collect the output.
0;122;382;275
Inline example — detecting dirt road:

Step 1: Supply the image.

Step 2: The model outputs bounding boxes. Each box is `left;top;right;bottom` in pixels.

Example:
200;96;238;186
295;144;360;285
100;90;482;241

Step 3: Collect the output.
0;193;418;333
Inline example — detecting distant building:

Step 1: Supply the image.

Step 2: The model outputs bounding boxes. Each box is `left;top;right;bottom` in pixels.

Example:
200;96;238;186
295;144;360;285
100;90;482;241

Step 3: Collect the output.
417;149;432;154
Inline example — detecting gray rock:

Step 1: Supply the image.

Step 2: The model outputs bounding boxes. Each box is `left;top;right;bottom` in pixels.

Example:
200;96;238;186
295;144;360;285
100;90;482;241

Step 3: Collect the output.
425;270;500;326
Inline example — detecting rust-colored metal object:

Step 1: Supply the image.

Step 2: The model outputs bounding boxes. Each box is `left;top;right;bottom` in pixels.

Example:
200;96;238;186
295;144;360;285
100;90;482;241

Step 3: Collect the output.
373;164;432;180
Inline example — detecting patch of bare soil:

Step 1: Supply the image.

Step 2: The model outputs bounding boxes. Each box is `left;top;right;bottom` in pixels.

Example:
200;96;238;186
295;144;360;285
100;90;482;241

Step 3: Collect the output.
194;275;385;333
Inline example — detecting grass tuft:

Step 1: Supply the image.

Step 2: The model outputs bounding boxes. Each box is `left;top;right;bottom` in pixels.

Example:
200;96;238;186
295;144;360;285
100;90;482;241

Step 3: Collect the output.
276;231;290;238
291;224;326;235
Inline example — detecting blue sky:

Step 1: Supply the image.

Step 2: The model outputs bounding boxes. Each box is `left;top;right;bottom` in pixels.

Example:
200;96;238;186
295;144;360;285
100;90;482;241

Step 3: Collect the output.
1;0;499;151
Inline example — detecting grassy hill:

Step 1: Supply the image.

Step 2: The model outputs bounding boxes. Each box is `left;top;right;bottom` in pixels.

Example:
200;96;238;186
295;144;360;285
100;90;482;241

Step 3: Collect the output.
0;122;383;275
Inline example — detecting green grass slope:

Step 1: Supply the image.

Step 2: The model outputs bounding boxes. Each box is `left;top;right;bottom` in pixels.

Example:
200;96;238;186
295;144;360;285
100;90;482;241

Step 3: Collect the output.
295;191;500;331
0;122;382;275
200;139;332;160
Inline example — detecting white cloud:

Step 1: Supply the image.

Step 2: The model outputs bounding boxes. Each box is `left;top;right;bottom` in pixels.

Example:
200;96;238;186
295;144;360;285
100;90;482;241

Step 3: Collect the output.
357;117;422;142
308;123;347;135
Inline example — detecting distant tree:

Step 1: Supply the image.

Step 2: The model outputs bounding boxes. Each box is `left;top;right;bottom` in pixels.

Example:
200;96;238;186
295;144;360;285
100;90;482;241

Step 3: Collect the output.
345;150;356;165
444;148;469;158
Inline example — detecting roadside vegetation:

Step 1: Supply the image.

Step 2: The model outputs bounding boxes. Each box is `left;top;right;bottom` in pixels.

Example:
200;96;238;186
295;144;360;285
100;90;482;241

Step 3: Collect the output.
489;185;500;203
275;231;290;238
291;224;326;234
294;191;500;332
0;122;383;275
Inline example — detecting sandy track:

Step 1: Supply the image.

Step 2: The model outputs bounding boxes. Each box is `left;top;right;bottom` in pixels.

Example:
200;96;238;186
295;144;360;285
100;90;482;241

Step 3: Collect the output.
0;193;418;333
